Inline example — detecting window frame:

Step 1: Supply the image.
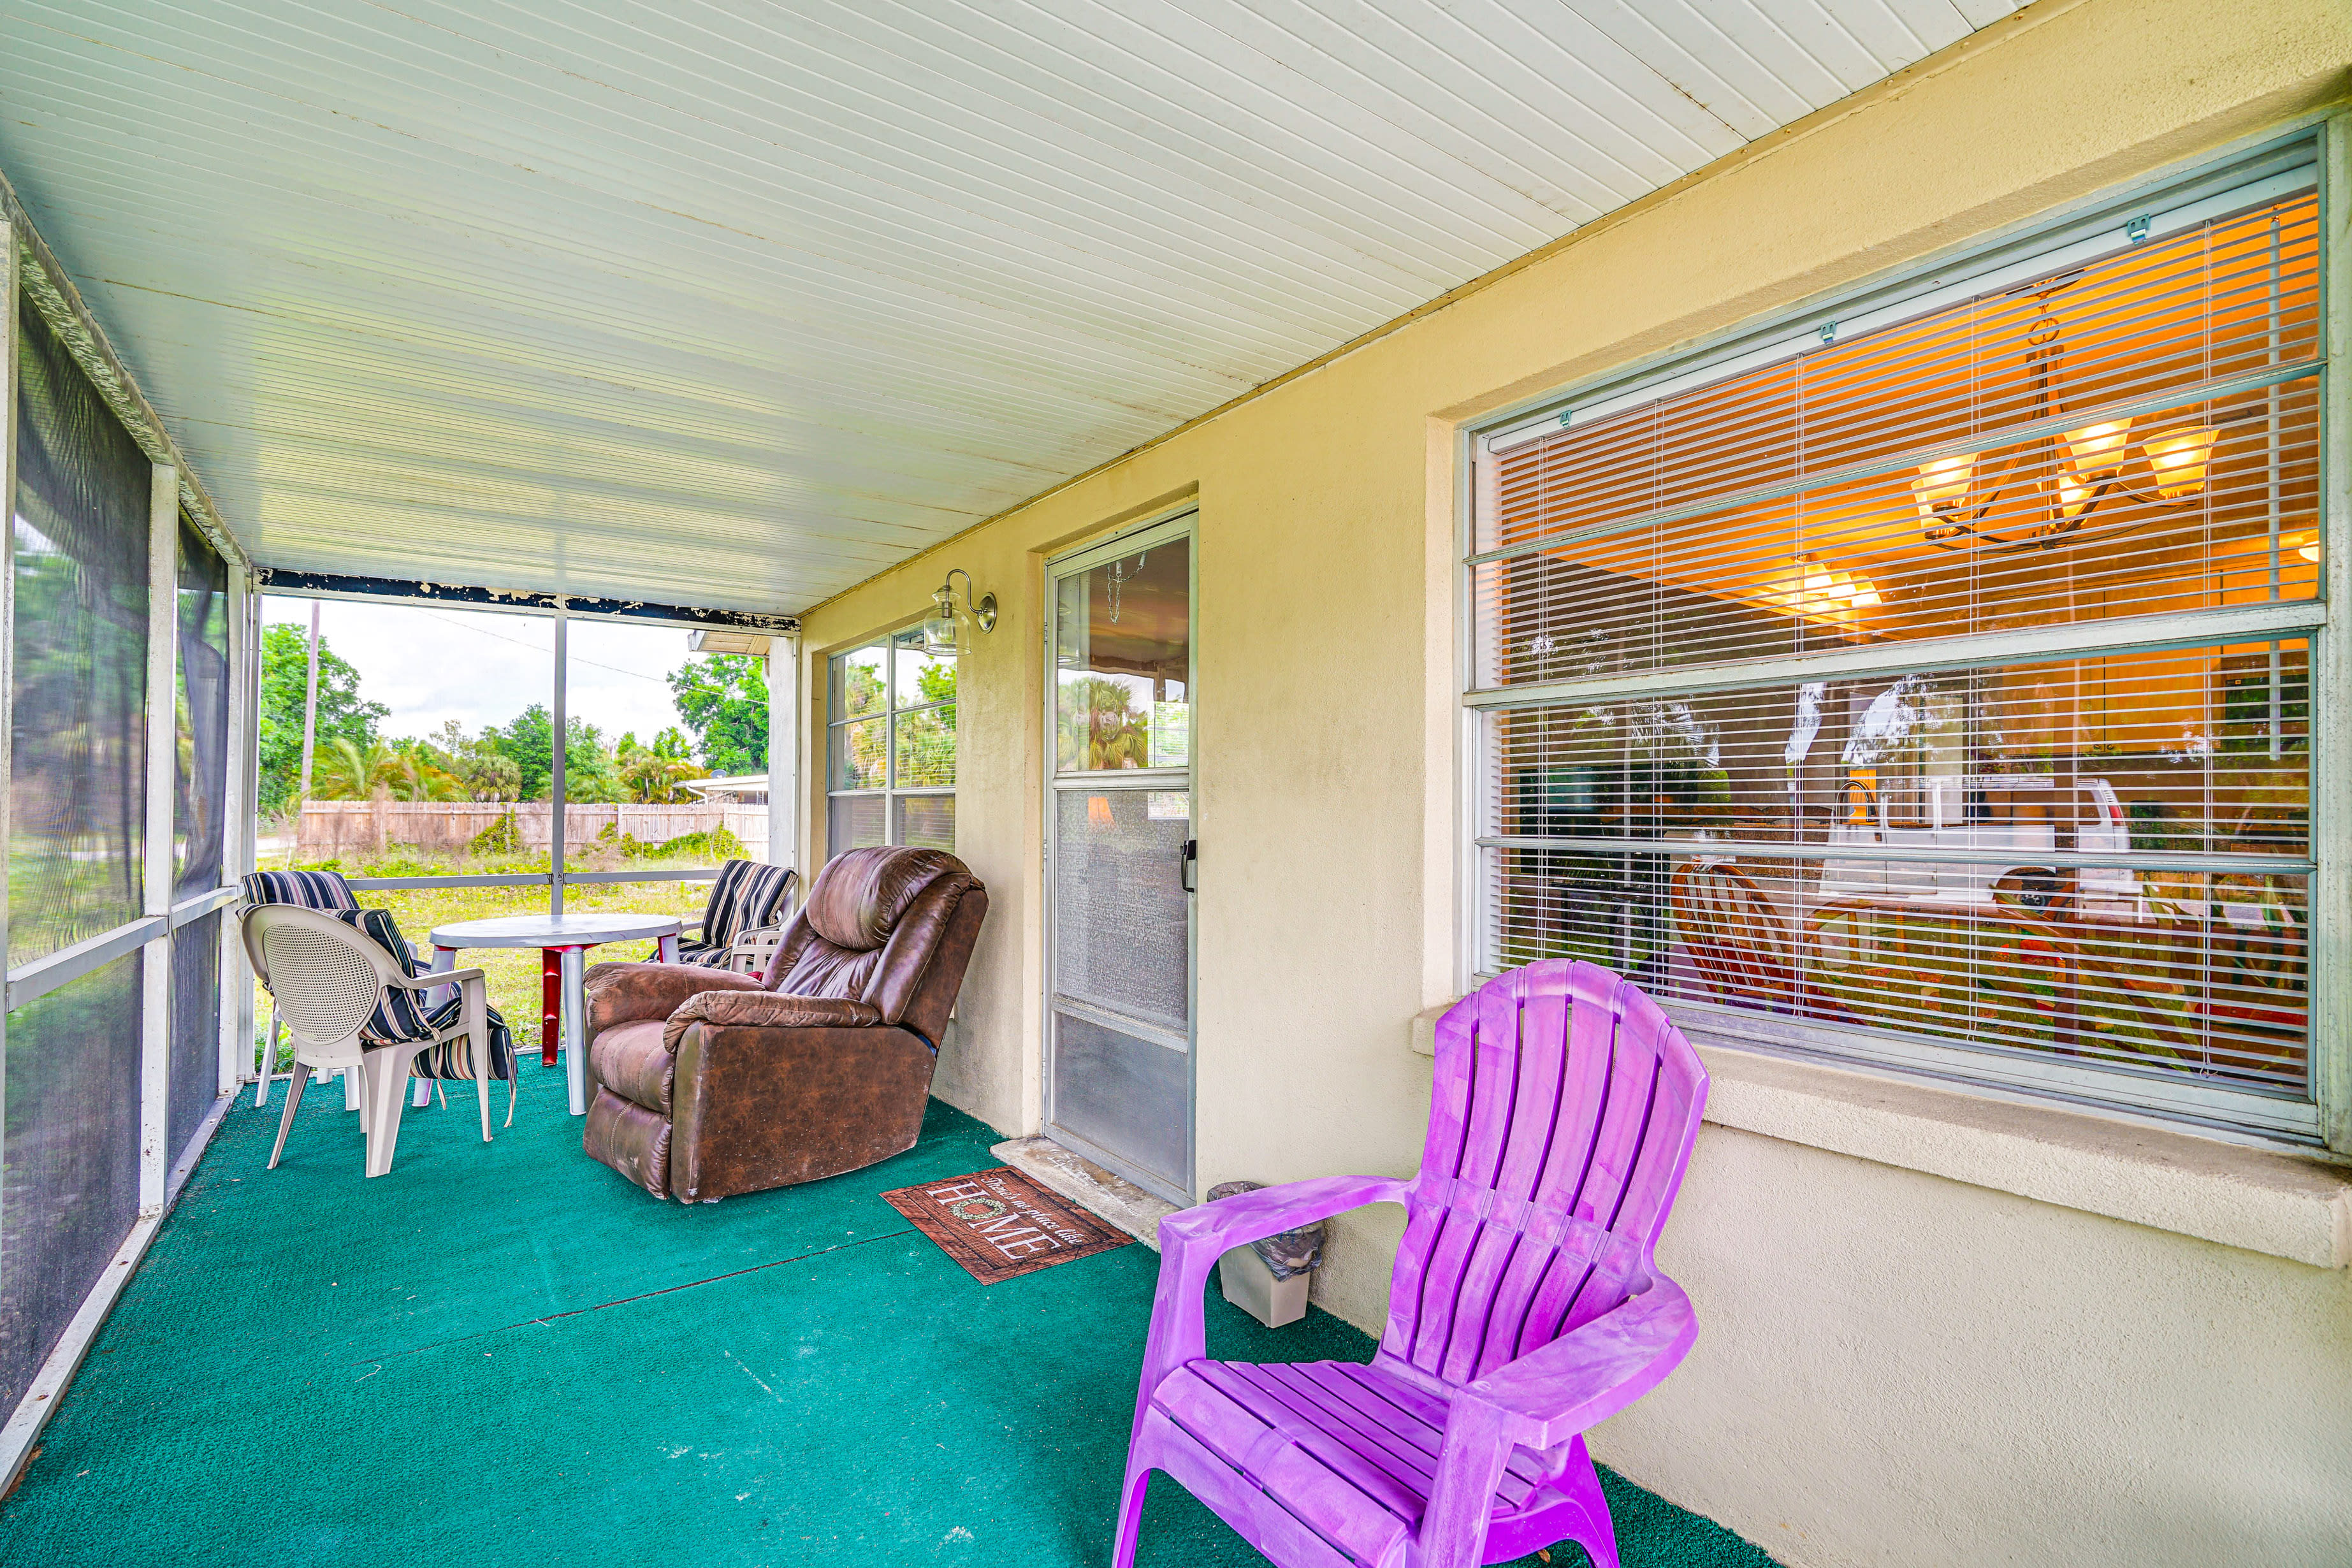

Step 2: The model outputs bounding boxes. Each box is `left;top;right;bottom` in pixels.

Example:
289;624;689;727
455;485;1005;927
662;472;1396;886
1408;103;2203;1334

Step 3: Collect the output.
1456;124;2346;1149
825;625;956;855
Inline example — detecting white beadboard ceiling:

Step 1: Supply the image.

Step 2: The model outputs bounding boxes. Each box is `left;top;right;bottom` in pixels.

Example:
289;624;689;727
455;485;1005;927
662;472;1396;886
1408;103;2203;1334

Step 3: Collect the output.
0;0;2022;616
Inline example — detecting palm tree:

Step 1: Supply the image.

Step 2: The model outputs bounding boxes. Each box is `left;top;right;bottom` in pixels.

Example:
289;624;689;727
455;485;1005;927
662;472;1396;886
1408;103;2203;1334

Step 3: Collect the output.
618;729;709;803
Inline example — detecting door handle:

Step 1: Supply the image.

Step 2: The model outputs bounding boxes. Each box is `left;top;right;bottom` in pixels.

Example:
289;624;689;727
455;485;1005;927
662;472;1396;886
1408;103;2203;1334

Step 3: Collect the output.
1180;839;1197;894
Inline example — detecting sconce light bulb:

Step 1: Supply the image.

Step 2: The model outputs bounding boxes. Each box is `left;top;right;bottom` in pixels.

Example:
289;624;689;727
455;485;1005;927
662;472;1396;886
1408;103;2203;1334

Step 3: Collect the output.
2142;426;2219;500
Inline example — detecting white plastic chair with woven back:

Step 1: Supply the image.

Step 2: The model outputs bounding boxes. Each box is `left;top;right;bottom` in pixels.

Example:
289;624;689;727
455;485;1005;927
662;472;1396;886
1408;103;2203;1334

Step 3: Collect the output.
243;903;501;1177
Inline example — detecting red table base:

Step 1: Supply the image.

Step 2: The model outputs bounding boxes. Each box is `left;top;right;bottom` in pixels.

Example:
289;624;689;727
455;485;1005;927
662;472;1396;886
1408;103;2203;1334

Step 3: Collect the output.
541;951;562;1066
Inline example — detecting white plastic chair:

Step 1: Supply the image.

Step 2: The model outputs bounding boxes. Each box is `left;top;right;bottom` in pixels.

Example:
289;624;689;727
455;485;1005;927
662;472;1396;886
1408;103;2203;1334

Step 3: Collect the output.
243;904;498;1177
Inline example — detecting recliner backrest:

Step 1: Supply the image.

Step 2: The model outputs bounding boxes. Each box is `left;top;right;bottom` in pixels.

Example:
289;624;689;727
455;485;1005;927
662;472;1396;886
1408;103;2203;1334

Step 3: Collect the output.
765;846;987;1043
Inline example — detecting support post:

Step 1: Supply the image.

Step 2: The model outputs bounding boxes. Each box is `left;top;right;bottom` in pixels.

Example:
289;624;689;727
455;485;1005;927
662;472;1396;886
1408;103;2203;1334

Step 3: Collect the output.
298;599;319;804
766;634;799;871
142;462;177;1215
219;563;250;1093
0;214;17;1282
551;601;567;917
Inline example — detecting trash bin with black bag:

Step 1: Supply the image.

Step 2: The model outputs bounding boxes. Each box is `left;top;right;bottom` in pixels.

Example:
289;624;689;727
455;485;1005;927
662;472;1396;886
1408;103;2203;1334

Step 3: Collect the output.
1205;1180;1325;1328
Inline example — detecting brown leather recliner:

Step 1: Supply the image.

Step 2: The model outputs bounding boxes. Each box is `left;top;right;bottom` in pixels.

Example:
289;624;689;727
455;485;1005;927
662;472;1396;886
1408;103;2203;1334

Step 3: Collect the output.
579;846;987;1201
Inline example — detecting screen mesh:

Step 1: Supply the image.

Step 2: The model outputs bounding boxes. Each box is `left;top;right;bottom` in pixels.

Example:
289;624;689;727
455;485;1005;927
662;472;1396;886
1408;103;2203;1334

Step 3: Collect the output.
11;294;151;962
175;516;230;900
0;956;143;1414
1054;788;1189;1028
169;912;224;1158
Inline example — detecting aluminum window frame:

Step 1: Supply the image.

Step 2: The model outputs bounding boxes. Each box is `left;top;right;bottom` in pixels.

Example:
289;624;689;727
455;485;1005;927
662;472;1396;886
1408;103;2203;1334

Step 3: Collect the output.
1459;121;2346;1149
824;625;956;855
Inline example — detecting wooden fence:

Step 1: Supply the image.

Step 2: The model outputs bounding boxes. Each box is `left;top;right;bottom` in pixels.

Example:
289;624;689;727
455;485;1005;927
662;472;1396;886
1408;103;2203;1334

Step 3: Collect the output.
296;800;768;862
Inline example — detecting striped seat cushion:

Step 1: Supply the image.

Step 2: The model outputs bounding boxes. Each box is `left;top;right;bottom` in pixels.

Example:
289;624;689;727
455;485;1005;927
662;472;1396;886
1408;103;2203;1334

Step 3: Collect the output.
328;908;514;1079
680;860;796;966
242;868;359;910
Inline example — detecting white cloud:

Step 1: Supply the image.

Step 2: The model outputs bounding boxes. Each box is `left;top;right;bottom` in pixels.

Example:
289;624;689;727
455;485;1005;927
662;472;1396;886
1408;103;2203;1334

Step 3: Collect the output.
262;596;700;746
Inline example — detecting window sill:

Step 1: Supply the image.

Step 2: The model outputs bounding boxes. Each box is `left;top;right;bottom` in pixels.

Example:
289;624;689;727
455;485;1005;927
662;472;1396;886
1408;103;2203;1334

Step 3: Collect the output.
1407;1001;2352;1268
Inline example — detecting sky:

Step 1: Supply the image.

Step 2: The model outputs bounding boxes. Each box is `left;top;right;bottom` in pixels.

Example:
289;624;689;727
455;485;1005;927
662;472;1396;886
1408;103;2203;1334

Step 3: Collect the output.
261;595;702;746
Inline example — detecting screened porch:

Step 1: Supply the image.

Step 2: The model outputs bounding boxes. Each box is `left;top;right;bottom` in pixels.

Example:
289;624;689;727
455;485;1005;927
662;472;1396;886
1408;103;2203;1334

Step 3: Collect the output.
2;3;2348;1567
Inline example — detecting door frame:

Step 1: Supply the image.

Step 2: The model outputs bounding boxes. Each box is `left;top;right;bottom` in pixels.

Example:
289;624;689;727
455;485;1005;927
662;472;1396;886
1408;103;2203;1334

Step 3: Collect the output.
1040;507;1199;1203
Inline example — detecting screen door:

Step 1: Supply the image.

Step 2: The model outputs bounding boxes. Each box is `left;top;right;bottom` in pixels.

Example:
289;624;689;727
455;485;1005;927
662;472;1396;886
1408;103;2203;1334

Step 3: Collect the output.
1044;513;1195;1202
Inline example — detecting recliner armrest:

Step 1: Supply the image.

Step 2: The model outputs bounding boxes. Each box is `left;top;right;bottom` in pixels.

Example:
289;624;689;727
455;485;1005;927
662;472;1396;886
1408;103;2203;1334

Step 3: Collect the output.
661;989;883;1053
583;961;766;1039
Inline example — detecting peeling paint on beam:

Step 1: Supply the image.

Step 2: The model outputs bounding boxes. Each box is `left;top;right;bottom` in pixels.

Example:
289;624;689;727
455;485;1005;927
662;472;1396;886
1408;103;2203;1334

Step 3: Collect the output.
253;568;798;633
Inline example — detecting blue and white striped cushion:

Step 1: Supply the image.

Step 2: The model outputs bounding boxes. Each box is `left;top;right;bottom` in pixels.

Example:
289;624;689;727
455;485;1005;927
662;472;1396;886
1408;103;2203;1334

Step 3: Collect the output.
242;869;359;910
408;999;516;1081
324;908;512;1079
680;860;796;965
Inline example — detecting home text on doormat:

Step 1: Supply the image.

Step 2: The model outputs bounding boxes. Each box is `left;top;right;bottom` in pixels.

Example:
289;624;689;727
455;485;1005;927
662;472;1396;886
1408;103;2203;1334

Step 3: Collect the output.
882;1166;1132;1284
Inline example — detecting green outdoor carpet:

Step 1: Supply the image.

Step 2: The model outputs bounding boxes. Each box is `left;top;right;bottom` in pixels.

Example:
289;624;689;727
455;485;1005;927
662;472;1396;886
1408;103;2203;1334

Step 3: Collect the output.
0;1061;1776;1567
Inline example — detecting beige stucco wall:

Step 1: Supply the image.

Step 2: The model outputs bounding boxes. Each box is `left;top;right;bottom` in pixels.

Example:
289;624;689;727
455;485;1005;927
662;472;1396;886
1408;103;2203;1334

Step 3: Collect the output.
794;0;2352;1562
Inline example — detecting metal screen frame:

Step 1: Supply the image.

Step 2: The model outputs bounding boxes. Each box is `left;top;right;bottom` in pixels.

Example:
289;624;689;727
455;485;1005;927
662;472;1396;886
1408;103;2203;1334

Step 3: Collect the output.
1040;507;1200;1205
0;193;258;1492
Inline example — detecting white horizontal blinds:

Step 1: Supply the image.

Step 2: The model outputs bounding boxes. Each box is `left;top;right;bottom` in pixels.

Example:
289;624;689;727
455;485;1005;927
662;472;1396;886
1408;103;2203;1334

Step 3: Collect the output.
1483;859;2308;1097
1469;171;2324;1122
1483;641;2311;859
1476;192;2321;689
1479;637;2311;1096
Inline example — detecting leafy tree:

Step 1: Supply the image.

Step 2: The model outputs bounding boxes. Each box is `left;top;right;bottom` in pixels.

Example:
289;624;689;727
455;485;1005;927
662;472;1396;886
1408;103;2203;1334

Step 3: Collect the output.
616;726;709;803
668;655;768;775
428;718;521;801
312;736;465;801
486;704;621;802
258;621;388;817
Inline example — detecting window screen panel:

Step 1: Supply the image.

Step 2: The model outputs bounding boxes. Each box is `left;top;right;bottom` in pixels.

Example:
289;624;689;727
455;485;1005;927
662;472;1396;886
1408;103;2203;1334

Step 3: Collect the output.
0;955;142;1415
168;913;223;1158
894;795;955;852
175;516;231;899
11;293;150;963
827;794;885;858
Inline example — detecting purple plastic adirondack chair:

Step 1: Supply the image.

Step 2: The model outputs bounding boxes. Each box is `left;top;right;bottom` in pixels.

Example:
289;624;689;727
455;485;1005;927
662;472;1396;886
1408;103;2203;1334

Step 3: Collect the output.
1112;961;1710;1568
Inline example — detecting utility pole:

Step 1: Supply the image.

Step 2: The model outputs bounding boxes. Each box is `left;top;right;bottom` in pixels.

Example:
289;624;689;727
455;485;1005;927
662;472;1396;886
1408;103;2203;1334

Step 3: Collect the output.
297;600;321;805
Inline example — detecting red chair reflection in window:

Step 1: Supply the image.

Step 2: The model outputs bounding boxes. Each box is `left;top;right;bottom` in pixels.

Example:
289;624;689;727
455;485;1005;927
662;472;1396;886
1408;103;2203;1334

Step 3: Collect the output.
1669;859;1809;1014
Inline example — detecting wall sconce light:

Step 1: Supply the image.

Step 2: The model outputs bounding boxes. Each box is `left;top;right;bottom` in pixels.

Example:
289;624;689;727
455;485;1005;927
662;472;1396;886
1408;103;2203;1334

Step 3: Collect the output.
2284;530;2321;564
922;567;997;655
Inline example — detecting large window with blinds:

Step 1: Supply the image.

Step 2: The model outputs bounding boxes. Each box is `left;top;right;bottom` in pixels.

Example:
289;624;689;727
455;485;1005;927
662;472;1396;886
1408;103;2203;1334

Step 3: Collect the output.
1466;147;2327;1138
826;628;956;858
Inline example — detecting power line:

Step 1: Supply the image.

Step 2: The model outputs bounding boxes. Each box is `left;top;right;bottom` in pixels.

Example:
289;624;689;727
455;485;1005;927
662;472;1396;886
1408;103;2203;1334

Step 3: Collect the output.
416;609;672;688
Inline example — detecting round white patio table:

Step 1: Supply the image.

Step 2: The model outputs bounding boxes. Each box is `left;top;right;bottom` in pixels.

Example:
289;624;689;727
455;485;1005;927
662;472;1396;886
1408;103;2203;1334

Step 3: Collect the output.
421;913;683;1117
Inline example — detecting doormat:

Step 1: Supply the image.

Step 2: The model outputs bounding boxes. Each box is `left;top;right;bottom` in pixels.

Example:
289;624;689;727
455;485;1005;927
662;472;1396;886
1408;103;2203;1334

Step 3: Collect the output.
881;1166;1133;1284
